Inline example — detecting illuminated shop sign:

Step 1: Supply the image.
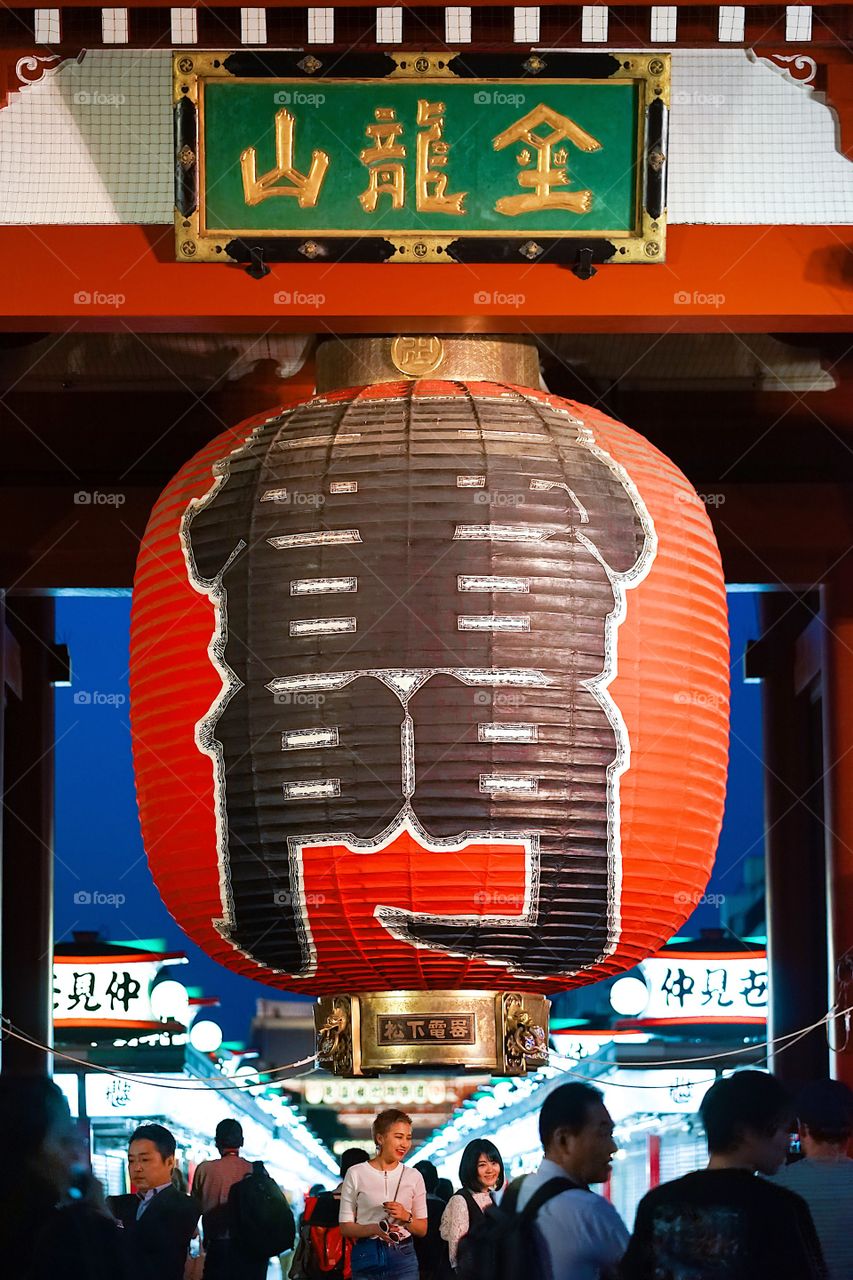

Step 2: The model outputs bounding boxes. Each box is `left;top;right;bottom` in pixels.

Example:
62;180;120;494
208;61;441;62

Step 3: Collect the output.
54;957;160;1027
304;1077;453;1108
637;951;768;1023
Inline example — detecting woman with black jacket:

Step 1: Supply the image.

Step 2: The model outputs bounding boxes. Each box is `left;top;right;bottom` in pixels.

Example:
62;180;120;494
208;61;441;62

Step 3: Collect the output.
439;1139;504;1271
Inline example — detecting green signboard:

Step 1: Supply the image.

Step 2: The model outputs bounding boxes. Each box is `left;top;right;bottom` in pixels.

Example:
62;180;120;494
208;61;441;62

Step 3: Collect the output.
174;51;668;266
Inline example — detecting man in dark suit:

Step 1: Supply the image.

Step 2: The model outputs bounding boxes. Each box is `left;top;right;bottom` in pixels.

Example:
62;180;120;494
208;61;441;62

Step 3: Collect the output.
107;1123;199;1280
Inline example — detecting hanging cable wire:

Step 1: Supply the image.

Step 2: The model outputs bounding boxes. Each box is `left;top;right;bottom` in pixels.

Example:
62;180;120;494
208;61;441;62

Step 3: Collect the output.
559;1002;853;1075
551;1013;843;1089
5;1000;852;1091
1;1019;318;1091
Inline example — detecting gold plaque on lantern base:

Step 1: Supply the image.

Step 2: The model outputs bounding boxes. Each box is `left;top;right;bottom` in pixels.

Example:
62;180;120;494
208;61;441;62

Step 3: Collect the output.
315;991;550;1077
316;334;541;393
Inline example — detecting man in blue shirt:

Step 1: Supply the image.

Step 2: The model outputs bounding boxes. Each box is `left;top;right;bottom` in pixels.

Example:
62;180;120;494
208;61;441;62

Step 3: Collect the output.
517;1082;629;1280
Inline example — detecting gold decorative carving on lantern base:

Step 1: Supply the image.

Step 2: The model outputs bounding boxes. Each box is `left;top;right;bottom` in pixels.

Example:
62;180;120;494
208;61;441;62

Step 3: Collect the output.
503;992;549;1073
316;996;355;1075
314;991;550;1076
316;334;541;392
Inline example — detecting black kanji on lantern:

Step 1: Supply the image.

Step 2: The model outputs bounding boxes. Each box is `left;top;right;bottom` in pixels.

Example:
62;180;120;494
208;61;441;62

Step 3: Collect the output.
184;383;653;981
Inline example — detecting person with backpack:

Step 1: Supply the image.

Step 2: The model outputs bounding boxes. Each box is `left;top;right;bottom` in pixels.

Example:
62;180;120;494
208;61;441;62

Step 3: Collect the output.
456;1081;628;1280
339;1109;428;1279
291;1148;370;1279
439;1139;504;1271
228;1158;296;1278
192;1118;254;1279
193;1117;295;1280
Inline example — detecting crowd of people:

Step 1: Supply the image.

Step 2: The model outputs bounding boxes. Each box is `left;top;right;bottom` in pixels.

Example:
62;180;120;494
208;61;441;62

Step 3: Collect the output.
0;1080;293;1280
2;1069;853;1279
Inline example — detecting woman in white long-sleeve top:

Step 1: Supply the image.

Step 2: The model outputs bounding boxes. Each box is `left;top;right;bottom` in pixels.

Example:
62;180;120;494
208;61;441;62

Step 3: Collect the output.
439;1139;504;1270
339;1109;428;1279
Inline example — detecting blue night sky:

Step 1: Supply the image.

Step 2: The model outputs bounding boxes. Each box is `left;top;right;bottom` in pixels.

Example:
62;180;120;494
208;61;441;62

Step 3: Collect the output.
54;591;764;1042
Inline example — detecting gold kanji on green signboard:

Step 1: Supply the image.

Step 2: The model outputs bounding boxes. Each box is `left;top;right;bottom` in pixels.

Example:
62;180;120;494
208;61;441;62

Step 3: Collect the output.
492;105;602;215
240;109;330;207
239;100;601;218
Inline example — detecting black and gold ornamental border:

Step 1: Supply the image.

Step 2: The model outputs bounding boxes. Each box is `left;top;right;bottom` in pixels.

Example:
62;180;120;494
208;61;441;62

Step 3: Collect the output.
173;49;669;267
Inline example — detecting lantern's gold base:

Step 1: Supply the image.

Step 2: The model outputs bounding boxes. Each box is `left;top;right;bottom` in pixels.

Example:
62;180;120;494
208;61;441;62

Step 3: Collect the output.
314;990;550;1077
315;334;541;393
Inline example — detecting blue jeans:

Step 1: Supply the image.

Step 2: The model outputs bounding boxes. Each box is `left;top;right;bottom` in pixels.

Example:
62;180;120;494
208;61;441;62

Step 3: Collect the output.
351;1238;419;1279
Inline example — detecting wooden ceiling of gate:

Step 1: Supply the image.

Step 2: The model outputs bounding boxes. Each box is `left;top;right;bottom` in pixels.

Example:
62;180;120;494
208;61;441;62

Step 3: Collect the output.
1;332;851;590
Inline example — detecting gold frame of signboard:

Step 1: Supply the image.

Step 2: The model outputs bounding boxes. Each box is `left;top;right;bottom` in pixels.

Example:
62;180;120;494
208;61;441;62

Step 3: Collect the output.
173;49;668;267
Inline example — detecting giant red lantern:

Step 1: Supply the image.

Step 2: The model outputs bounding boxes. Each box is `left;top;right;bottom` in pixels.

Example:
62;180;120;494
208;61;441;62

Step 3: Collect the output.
130;337;729;1074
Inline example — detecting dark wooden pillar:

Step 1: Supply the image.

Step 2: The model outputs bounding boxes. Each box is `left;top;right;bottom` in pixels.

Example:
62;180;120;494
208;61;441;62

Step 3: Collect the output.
822;565;853;1088
1;595;60;1075
749;593;829;1083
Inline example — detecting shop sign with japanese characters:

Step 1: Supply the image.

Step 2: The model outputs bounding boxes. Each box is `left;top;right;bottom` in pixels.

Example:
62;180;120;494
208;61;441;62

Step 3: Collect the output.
173;50;668;266
638;952;769;1023
377;1013;476;1046
53;958;160;1027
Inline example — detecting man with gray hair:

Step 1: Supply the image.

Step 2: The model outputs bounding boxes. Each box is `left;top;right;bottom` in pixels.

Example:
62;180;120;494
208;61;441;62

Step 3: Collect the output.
516;1081;628;1280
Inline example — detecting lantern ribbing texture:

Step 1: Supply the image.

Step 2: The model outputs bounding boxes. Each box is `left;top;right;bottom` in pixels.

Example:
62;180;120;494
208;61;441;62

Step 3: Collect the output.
129;379;729;995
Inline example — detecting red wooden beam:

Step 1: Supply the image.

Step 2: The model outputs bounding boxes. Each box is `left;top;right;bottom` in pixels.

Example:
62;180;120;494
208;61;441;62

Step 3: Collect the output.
0;224;849;333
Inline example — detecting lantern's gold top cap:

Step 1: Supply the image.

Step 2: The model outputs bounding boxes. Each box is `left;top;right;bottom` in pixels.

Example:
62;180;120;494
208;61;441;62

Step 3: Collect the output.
315;335;541;393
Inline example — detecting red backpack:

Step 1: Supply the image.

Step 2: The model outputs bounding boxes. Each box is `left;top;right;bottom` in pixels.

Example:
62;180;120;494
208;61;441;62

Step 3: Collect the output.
293;1192;352;1279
